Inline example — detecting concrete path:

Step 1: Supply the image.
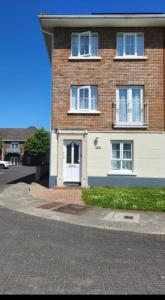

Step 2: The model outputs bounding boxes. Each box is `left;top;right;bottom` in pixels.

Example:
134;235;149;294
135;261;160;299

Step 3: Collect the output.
0;182;165;235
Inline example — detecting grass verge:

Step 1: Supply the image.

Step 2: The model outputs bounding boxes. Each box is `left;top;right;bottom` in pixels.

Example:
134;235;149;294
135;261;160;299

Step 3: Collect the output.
82;187;165;212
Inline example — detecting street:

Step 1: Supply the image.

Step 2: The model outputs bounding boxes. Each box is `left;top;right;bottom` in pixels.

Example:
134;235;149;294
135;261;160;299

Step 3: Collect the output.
0;206;165;295
0;166;165;294
0;166;36;185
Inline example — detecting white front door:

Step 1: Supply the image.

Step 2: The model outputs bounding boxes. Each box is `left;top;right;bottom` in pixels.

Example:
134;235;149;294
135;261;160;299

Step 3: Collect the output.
63;140;82;183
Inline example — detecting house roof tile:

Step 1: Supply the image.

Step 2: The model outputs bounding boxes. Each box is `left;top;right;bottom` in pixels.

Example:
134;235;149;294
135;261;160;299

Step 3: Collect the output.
0;127;37;141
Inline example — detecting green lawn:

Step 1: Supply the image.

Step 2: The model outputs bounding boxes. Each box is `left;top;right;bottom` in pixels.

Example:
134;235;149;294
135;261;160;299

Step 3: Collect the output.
82;187;165;212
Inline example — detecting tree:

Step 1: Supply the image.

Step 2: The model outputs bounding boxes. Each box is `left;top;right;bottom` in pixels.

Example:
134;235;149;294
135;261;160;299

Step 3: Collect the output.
25;128;50;165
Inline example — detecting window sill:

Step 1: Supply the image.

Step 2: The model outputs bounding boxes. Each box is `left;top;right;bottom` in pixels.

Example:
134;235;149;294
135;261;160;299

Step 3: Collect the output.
114;56;148;60
108;172;137;176
113;123;148;129
68;56;102;61
68;110;101;115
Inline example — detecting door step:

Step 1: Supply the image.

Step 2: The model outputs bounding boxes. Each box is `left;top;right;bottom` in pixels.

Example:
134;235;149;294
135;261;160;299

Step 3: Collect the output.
54;184;81;190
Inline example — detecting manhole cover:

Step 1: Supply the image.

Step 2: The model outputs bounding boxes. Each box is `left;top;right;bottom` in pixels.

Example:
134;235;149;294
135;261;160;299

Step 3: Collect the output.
38;202;65;210
53;204;89;215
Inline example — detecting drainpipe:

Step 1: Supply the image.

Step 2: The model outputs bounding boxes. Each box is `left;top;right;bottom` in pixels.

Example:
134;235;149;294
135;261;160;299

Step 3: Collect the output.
41;29;54;187
42;29;54;132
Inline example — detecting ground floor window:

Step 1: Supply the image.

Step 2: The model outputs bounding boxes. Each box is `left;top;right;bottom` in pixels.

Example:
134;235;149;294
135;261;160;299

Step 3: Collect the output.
111;141;133;173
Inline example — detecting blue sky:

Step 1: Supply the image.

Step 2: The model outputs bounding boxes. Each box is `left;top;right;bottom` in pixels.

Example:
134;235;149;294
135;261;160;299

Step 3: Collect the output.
0;0;165;131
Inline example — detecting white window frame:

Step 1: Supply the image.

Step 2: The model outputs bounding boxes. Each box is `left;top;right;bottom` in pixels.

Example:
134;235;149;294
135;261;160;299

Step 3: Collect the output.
116;86;144;126
116;32;144;58
70;86;98;113
71;31;98;58
110;141;133;174
78;86;91;111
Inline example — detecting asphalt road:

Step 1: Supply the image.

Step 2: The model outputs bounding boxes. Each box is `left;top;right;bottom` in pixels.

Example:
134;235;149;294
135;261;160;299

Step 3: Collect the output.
0;207;165;295
0;166;36;185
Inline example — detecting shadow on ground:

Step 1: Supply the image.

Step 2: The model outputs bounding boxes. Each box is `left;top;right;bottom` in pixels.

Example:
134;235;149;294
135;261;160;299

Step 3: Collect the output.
8;174;36;185
8;174;49;188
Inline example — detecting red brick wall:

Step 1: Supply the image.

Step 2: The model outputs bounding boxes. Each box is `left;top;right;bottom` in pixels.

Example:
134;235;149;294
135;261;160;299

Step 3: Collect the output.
52;27;165;132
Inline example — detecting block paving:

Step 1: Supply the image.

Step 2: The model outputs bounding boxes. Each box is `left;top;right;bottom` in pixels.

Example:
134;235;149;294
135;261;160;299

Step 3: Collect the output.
0;206;165;294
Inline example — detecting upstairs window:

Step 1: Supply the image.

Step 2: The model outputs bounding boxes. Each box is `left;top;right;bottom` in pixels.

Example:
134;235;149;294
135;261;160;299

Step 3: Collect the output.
11;142;19;148
116;86;144;125
116;33;144;57
71;32;98;57
71;86;98;112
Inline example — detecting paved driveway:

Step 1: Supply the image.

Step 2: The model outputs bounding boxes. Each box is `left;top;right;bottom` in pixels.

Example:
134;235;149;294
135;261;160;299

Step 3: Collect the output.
0;166;36;185
0;207;165;295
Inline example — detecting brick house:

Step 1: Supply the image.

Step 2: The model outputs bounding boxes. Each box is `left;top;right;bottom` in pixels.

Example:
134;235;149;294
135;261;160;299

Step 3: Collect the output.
39;13;165;188
0;127;37;165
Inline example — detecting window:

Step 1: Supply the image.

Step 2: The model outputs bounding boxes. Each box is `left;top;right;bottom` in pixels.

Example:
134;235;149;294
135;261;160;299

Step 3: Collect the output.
116;33;144;57
111;141;133;173
11;143;19;148
71;32;98;57
71;86;98;112
116;86;144;125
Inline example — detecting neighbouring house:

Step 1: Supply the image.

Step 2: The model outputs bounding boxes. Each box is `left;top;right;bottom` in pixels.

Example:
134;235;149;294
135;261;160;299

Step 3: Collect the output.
39;13;165;188
0;127;37;165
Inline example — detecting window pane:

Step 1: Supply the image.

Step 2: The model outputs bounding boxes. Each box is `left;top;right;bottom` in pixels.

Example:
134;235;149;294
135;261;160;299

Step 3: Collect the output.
74;144;79;164
137;34;144;56
132;88;141;122
123;150;132;159
91;86;97;110
117;34;124;56
112;143;120;159
119;89;127;99
71;87;78;110
67;144;72;164
119;89;128;122
111;160;121;170
80;34;89;55
79;88;89;109
123;143;132;159
112;143;120;151
125;35;135;55
72;35;78;56
122;160;132;170
91;34;98;56
123;143;131;151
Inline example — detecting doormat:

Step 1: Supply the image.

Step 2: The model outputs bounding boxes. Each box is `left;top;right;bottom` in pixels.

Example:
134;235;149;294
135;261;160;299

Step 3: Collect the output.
53;204;89;215
38;202;65;210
